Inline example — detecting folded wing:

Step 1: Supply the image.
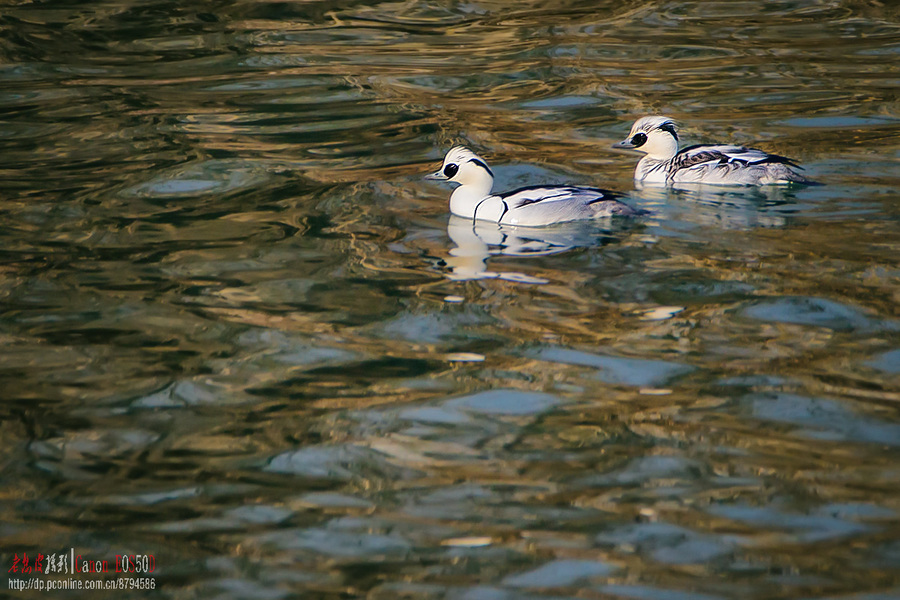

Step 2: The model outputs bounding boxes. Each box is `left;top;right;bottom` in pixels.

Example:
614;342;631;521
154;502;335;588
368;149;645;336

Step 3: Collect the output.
671;145;806;185
493;185;636;226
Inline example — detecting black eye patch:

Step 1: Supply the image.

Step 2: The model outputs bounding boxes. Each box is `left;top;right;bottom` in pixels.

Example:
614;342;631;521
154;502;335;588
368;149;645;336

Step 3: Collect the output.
631;132;648;147
443;163;459;178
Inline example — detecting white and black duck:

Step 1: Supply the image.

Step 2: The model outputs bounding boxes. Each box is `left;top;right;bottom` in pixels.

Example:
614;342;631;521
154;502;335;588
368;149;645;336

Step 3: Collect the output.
613;116;811;186
427;146;642;226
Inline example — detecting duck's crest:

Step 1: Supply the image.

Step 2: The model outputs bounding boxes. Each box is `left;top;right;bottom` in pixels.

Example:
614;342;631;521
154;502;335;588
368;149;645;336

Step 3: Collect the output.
446;146;493;177
631;116;678;138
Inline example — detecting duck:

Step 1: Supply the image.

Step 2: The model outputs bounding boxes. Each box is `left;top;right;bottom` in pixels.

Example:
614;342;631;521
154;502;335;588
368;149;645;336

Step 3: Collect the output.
426;146;642;226
613;116;811;186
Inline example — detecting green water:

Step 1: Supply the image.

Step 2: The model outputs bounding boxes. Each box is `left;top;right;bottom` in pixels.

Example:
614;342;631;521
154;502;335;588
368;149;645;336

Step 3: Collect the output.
1;1;899;598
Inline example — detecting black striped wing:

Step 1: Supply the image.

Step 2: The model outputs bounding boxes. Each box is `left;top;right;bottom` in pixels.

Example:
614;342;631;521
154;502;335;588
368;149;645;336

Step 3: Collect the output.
498;185;620;209
674;145;801;170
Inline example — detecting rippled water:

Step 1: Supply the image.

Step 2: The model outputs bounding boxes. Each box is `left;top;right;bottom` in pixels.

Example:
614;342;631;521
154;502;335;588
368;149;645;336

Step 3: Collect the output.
2;0;900;598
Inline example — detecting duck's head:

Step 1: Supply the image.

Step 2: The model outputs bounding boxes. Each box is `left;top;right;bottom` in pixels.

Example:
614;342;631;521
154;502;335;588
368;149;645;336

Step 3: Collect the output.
426;146;494;190
613;116;680;160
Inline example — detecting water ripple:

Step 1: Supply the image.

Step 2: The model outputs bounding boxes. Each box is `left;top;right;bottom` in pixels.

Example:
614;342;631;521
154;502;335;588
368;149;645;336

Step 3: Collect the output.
1;0;899;598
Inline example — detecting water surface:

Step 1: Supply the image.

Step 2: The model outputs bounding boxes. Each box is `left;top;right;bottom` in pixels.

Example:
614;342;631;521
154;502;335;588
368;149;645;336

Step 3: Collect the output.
1;1;899;598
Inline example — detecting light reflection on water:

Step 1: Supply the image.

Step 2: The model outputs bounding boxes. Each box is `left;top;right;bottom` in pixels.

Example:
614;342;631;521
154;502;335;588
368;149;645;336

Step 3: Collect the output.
1;0;899;598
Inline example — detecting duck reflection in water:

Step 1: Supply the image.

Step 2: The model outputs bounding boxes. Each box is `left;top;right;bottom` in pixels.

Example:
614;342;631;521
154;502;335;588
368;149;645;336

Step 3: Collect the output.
632;182;804;230
443;215;624;282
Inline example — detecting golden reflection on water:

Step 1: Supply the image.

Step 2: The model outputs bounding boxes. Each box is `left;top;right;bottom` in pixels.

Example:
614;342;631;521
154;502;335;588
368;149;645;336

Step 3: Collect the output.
1;0;899;598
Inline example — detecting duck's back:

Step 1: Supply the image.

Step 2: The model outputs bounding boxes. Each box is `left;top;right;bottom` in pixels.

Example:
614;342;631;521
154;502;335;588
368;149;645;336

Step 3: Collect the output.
670;145;809;185
489;186;639;226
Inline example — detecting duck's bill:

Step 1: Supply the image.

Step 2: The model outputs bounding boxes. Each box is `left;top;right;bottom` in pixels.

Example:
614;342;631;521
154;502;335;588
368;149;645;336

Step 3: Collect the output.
612;139;636;149
425;169;447;180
